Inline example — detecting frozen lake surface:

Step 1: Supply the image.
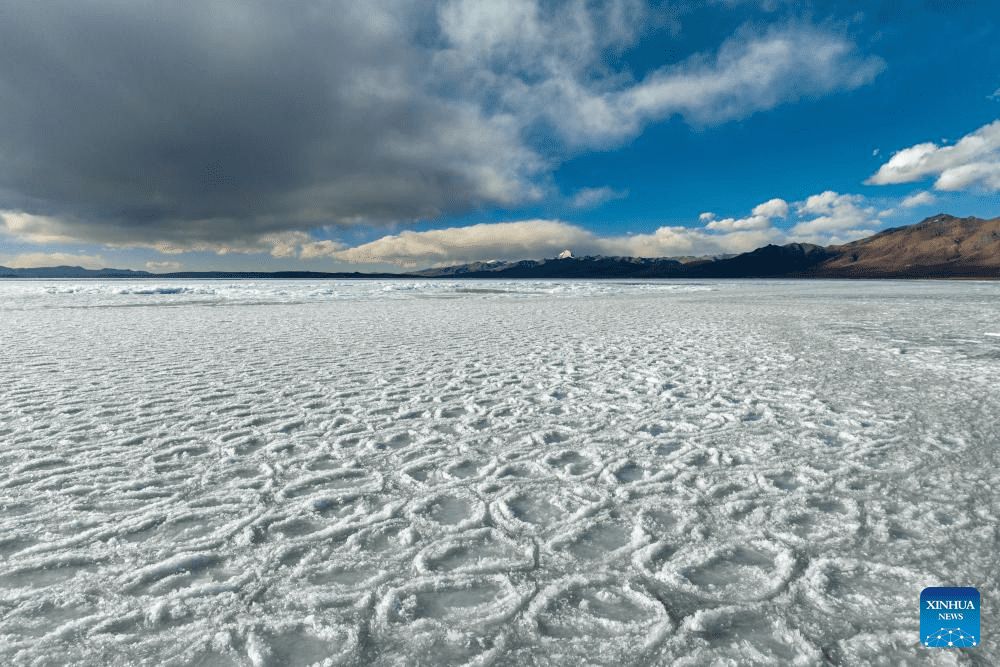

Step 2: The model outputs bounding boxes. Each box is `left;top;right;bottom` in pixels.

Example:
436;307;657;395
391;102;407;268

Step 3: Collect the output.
1;279;997;666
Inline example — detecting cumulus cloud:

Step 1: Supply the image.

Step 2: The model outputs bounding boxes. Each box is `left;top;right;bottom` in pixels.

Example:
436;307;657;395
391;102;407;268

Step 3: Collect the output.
618;225;779;257
788;191;878;243
752;197;789;219
866;119;1000;192
705;197;787;231
570;187;628;208
900;190;936;208
0;1;884;249
703;192;885;249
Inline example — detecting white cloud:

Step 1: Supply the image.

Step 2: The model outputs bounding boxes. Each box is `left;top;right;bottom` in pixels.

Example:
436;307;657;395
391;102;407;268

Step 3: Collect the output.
1;252;110;269
866;119;1000;191
438;0;547;56
621;225;780;256
751;197;790;219
934;162;1000;191
989;88;1000;100
698;192;886;248
479;22;885;149
899;190;936;208
705;216;771;232
699;212;716;222
705;197;788;231
570;187;628;208
788;190;879;243
609;27;883;132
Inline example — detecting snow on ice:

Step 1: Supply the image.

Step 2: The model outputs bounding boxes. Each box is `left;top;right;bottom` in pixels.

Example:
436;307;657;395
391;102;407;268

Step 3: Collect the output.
0;279;997;665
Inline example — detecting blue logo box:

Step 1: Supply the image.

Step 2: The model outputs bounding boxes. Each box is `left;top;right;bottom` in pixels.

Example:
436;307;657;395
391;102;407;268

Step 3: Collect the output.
921;587;980;648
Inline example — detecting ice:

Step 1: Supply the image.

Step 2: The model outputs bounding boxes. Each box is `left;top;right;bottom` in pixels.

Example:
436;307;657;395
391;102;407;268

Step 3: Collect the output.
1;278;998;664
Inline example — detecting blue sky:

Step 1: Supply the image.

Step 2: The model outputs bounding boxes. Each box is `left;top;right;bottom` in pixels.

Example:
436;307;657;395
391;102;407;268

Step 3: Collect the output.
1;0;999;272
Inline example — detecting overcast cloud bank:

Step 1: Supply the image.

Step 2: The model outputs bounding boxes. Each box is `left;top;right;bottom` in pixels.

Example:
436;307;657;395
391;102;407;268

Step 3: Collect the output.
0;0;884;253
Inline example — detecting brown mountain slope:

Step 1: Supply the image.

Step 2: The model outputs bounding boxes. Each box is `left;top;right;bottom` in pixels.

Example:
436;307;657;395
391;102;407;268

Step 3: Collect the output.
812;214;1000;278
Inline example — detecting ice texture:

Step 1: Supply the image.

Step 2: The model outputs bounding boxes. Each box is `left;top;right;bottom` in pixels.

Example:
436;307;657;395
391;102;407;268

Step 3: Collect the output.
1;279;997;665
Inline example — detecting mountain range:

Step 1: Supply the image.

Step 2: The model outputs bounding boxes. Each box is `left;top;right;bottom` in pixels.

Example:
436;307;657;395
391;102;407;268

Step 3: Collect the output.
2;214;998;279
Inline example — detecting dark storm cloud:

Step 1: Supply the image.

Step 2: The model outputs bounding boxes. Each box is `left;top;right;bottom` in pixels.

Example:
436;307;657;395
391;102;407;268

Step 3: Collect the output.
0;1;883;249
0;0;530;246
